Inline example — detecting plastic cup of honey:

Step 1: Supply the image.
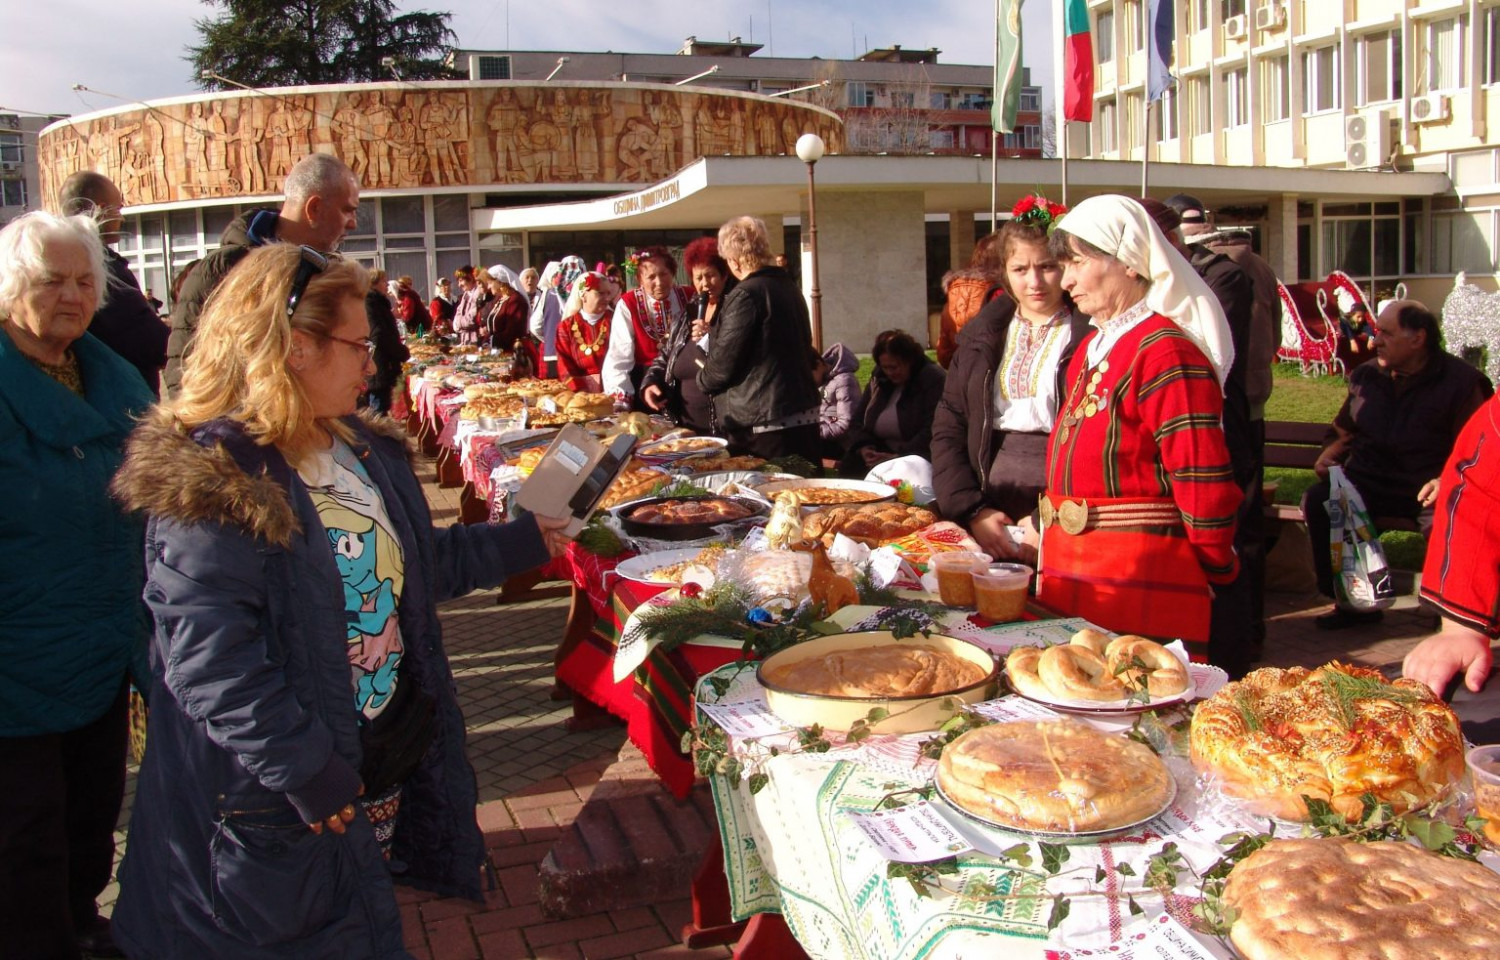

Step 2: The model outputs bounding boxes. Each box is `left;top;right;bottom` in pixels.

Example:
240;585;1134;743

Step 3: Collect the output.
932;551;990;607
1467;745;1500;846
972;563;1033;622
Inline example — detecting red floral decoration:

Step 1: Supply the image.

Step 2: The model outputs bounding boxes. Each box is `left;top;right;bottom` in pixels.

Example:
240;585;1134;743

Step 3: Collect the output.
1010;194;1068;231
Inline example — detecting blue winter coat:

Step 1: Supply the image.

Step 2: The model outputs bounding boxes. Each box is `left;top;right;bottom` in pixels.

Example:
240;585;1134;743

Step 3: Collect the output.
0;330;152;737
109;411;551;958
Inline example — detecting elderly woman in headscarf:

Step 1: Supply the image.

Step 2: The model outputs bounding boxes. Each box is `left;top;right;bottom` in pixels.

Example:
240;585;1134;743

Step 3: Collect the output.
0;211;154;959
528;257;585;379
1039;194;1241;660
553;271;613;392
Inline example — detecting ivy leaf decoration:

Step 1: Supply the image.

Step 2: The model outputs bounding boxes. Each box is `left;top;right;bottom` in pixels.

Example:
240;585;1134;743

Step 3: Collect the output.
1127;894;1144;916
1045;894;1071;932
747;772;770;795
1038;842;1070;875
1093;865;1107;884
999;843;1033;869
1115;862;1137;877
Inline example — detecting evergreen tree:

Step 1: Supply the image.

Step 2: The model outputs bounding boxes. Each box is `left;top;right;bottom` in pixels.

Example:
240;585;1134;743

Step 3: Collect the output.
189;0;458;87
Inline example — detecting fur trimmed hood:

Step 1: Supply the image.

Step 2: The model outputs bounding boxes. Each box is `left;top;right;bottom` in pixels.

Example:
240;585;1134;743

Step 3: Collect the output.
111;409;412;549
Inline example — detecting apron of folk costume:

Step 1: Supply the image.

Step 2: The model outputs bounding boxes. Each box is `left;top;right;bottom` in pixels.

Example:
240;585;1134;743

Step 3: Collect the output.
1038;321;1215;652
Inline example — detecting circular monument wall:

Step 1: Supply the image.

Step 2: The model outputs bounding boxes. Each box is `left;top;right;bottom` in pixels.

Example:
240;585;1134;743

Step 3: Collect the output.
38;81;844;209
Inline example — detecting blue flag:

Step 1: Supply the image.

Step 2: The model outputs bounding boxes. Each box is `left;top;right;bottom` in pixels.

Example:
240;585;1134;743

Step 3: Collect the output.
1146;0;1175;102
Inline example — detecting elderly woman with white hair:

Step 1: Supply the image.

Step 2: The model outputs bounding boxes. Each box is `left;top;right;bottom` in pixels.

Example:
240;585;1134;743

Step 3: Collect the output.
1039;194;1242;660
0;211;154;958
698;215;822;459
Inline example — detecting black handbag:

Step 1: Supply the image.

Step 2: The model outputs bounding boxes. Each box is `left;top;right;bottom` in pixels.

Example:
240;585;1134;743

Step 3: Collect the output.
358;674;438;797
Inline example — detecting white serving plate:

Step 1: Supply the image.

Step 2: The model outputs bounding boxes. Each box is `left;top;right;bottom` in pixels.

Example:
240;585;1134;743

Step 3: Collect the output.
755;477;897;513
614;547;716;587
635;435;731;465
933;771;1177;842
1002;651;1198;716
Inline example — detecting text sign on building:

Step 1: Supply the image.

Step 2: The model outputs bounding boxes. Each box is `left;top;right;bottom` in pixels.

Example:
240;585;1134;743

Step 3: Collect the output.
612;178;682;218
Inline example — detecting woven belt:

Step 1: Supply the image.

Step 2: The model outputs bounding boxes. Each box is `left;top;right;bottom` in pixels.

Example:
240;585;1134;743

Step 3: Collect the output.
750;410;820;434
1038;495;1183;536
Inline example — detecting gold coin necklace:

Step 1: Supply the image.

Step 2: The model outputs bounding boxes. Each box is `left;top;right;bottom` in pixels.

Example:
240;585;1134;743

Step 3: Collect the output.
1058;359;1109;444
573;315;609;356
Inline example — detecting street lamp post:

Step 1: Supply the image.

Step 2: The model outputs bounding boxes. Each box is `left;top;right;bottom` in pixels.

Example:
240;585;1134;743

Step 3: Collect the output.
795;132;826;351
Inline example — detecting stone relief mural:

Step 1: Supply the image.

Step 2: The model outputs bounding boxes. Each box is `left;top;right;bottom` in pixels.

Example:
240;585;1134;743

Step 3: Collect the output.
39;84;843;207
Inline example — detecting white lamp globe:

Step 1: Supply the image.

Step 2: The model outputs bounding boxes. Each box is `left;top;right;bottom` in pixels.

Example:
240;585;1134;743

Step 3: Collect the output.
795;133;827;163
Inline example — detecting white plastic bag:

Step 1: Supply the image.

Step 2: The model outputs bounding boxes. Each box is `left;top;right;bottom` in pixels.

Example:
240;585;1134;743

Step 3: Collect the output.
1326;466;1396;611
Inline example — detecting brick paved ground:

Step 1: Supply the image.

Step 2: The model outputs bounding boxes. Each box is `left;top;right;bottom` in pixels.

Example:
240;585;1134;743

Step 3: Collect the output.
95;449;1435;959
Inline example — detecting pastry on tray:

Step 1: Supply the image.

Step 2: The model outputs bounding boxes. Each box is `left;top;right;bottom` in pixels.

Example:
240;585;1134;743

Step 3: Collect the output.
801;503;937;547
1222;839;1500;960
1190;662;1464;820
937;719;1173;833
763;642;987;698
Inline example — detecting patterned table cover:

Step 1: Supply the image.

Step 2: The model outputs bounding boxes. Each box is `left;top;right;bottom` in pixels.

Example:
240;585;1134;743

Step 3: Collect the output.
697;649;1259;960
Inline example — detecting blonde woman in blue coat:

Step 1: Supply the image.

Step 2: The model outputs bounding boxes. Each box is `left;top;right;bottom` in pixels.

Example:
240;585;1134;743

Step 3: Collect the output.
111;244;568;958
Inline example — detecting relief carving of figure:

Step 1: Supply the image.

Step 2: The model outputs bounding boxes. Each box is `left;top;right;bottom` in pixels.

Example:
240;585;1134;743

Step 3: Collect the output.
390;104;424;185
527;117;560;181
418;93;458;186
486;87;526;182
292;95;315;157
236;103;267;195
266;100;295;179
183;103;209;191
646;92;682;173
367;91;396;187
754;107;779;155
143;111;167;200
615;117;655;183
334;91;369;183
549;90;577;179
694;99;718;156
205;101;232;193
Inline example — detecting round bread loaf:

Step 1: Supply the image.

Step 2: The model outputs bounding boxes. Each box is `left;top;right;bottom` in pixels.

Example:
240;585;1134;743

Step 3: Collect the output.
937;720;1174;832
1223;839;1500;960
1190;663;1463;821
762;643;987;698
1004;646;1051;700
1104;636;1189;697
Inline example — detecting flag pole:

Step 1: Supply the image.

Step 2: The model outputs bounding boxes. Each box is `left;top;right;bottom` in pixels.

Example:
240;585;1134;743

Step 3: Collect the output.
1054;0;1068;206
990;0;1001;233
1141;5;1151;198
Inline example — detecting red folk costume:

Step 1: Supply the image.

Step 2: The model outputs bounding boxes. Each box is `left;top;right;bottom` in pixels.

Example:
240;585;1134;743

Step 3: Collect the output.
1038;195;1242;656
1421;394;1500;637
554;311;612;392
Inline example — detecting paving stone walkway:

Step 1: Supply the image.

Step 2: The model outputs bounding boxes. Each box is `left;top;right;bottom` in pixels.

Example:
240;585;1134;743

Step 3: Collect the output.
96;449;1436;959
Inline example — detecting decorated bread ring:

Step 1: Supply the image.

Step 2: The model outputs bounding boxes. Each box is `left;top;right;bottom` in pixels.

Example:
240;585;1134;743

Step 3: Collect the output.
1104;636;1189;697
1037;644;1128;701
1068;628;1112;657
1004;646;1051;700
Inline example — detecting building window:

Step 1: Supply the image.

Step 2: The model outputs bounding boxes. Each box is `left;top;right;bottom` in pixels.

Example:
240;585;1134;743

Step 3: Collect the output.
1191;0;1211;32
1187;75;1212;136
930;130;954;149
1427;16;1468;92
1121;94;1141;152
476;55;511;80
1;178;27;207
1357;29;1402;105
1023;124;1040;149
892;91;915;108
1221;0;1246;18
1097;100;1118;153
1302;44;1340;113
930;91;951;109
1126;1;1145;52
0;133;21;165
1020;89;1040;112
1097;11;1115;63
1226;67;1249;126
846;82;874;108
956;91;991;110
1156;84;1179;140
1487;7;1500;84
1261;55;1290;121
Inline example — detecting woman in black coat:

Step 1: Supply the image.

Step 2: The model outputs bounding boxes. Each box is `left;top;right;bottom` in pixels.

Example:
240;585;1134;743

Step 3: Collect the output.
929;209;1089;560
839;329;946;477
641;235;736;434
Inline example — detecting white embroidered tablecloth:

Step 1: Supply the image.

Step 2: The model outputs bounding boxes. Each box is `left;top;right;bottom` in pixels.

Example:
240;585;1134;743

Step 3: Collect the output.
698;661;1249;960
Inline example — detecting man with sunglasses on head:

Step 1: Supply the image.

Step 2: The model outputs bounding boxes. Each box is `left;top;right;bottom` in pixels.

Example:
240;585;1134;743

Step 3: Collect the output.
163;153;361;397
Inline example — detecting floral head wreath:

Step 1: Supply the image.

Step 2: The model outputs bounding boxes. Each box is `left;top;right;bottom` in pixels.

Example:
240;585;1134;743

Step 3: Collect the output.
572;271;606;295
1010;194;1068;232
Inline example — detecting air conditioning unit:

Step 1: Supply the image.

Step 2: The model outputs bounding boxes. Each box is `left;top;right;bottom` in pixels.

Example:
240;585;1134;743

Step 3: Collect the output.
1345;109;1392;169
0;161;18;173
1255;3;1286;31
1224;15;1248;40
1411;93;1451;124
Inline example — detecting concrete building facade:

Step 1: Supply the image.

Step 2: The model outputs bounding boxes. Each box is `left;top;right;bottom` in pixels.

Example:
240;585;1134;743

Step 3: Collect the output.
1075;0;1500;304
0;113;65;228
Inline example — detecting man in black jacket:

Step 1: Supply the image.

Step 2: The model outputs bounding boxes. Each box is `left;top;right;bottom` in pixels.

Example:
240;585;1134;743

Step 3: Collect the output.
57;172;170;397
163;154;360;395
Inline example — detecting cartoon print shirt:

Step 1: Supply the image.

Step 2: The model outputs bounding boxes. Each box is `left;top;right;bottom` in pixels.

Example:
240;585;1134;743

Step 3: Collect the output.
298;439;406;721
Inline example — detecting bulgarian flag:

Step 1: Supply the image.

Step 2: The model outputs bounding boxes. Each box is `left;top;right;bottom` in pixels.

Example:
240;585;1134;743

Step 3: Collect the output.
1062;0;1094;122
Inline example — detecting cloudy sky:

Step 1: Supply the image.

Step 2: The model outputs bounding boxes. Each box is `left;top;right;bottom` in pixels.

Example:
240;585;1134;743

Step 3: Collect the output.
2;0;1056;118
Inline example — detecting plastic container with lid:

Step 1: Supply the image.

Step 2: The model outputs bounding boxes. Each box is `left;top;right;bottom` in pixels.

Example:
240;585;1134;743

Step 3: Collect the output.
932;551;992;607
973;562;1033;622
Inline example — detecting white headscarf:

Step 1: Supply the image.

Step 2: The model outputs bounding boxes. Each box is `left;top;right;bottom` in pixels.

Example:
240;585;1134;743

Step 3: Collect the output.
1056;194;1234;387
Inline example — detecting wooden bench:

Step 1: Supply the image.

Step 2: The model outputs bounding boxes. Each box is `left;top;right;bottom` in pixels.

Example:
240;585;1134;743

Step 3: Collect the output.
1263;420;1326;523
1261;420;1420;534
